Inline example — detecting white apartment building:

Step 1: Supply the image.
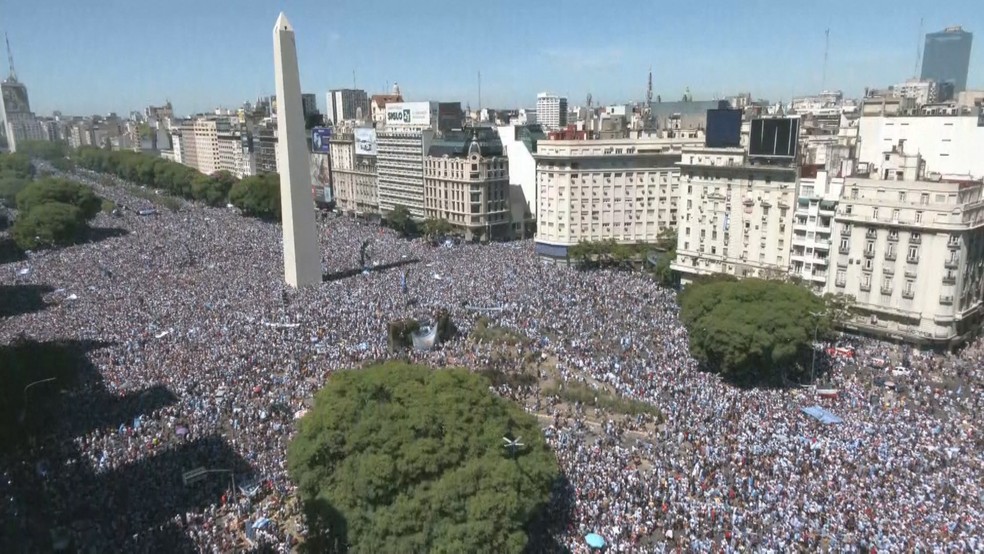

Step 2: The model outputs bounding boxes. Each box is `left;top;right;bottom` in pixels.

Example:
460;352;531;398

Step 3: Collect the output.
536;93;567;130
790;170;844;290
534;136;702;261
330;129;379;215
672;147;799;281
858;104;984;179
827;159;984;344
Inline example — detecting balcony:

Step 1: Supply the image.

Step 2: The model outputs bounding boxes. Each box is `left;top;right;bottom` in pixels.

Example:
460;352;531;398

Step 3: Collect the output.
940;295;954;305
906;256;919;264
902;289;915;299
883;266;894;275
863;250;875;258
839;245;850;255
887;233;899;242
881;286;893;295
909;235;921;244
865;229;877;239
944;258;959;269
860;282;872;292
905;268;918;278
813;239;832;249
835;279;847;287
943;274;957;285
885;251;897;261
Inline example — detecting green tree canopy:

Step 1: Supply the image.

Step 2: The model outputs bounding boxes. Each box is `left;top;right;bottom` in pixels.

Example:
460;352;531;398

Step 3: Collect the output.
0;152;34;178
16;140;70;162
0;174;30;206
288;363;559;554
384;205;417;237
11;202;86;250
421;217;453;239
16;178;101;221
678;278;829;386
228;173;281;220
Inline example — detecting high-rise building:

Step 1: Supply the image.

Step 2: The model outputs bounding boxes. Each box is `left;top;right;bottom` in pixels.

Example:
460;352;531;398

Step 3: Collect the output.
921;26;973;94
496;124;546;238
376;126;434;218
301;93;318;118
534;136;701;262
536;92;568;130
1;36;46;152
327;89;369;124
423;128;510;240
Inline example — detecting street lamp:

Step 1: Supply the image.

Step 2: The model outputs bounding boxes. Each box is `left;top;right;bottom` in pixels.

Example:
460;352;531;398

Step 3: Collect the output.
809;311;825;385
19;377;57;423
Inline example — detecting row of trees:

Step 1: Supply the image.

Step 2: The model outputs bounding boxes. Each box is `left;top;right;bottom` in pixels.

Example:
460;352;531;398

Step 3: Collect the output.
72;147;281;219
678;276;854;386
568;239;654;269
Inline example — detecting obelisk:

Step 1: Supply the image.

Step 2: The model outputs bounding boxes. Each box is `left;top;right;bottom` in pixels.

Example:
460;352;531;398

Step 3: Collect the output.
273;13;321;288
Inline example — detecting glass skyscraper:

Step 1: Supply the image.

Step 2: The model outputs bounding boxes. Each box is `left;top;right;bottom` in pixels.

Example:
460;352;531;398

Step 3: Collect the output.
920;26;973;94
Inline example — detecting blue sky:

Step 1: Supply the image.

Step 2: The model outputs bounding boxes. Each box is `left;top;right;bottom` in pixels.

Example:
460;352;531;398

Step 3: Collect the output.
3;0;982;116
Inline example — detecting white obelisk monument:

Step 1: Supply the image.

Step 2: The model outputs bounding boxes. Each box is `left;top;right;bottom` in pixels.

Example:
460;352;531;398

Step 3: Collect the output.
273;13;321;288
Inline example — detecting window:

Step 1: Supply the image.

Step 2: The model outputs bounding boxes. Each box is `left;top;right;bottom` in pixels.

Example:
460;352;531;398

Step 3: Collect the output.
915;211;922;223
862;274;871;287
898;191;906;202
908;246;919;260
904;280;914;294
920;193;929;205
872;207;879;219
865;241;874;253
864;258;873;270
840;238;849;250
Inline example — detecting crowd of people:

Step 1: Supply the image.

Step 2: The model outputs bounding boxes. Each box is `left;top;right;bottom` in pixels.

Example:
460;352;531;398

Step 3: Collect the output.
1;167;981;552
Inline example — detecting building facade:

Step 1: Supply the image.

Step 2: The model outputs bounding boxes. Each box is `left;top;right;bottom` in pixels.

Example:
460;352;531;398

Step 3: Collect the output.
376;127;434;217
497;124;546;238
330;129;379;215
790;170;844;290
534;137;701;260
536;92;568;130
921;26;973;94
827;167;984;344
857;106;984;180
423;128;510;240
1;75;46;152
672;147;799;281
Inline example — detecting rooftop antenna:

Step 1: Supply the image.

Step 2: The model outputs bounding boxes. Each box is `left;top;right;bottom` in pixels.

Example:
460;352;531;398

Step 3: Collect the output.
821;28;829;92
644;66;655;131
352;69;357;89
5;33;16;80
914;17;924;78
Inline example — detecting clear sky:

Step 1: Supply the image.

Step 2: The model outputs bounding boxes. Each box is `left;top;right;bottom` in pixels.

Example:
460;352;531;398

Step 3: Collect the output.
3;0;982;116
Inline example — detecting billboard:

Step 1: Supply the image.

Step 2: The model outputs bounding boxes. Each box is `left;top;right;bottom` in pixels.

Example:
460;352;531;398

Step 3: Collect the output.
705;109;742;148
311;127;332;153
354;128;378;156
310;152;333;205
749;117;799;159
385;102;434;126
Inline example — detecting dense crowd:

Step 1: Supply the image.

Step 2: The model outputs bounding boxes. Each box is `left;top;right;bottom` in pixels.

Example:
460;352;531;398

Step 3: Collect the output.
1;168;981;552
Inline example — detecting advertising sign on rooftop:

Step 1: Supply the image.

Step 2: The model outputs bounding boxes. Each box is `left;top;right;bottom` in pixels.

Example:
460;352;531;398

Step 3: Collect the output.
384;102;434;127
311;127;332;153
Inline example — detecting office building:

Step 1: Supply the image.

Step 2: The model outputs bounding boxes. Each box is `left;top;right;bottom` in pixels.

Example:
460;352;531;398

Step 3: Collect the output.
253;121;279;174
534;136;702;261
921;26;973;94
423;127;510;240
327;88;369;124
1;39;46;152
330;128;379;215
145;101;174;123
536;92;568;130
827;149;984;344
301;93;318;118
376;125;434;218
671;146;799;281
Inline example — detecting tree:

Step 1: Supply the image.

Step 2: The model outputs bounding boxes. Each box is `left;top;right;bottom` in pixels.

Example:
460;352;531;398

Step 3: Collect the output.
0;174;29;206
16;140;69;162
384;205;417;237
16;178;102;221
11;202;86;250
421;218;453;239
288;363;559;554
678;278;827;386
229;174;281;220
0;152;34;178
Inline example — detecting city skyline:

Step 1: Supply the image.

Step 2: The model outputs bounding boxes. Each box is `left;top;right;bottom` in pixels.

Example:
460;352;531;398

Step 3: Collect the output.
2;0;983;116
